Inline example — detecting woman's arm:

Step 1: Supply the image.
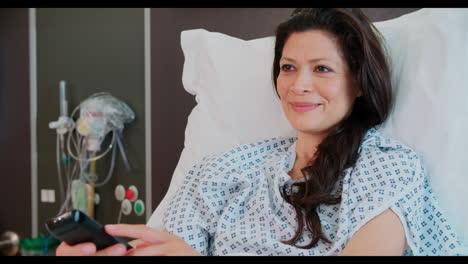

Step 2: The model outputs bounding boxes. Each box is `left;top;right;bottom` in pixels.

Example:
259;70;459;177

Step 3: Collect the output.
341;208;407;256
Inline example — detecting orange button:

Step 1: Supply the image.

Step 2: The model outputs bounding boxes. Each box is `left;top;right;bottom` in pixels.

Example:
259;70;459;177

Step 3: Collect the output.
126;189;134;200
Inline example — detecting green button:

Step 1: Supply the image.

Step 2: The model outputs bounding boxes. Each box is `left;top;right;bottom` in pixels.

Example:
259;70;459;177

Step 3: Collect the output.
134;200;144;216
135;203;142;212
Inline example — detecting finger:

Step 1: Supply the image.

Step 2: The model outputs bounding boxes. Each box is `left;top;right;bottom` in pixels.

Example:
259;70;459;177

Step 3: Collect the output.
104;224;170;244
93;243;127;256
56;241;96;256
135;242;152;249
126;244;168;256
128;239;144;248
135;242;154;248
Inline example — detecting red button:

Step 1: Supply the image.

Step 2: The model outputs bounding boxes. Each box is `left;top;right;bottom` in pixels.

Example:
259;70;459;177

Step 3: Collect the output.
126;189;134;200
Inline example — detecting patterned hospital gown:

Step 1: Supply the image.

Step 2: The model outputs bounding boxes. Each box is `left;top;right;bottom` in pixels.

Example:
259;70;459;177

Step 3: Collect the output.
162;128;466;256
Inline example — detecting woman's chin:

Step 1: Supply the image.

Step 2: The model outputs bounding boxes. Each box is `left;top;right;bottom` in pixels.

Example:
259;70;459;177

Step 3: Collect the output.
293;126;326;135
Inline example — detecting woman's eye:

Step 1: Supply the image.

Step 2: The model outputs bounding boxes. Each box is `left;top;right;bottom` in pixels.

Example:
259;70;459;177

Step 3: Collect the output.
281;64;294;72
316;65;331;72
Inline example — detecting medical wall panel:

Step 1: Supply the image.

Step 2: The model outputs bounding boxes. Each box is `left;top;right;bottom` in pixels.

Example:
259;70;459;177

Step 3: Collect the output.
35;8;147;234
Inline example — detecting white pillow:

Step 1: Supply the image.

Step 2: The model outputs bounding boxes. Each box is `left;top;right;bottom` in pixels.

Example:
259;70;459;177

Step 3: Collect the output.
148;8;468;246
147;31;295;230
375;8;468;243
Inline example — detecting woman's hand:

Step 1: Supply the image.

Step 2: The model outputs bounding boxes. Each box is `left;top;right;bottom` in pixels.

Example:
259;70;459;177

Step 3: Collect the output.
55;241;127;256
105;224;202;256
56;224;201;256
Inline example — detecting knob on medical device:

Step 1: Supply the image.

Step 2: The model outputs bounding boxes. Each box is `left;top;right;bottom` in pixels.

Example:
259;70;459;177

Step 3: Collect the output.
115;185;126;201
125;185;138;202
121;199;132;216
134;200;145;216
94;193;100;205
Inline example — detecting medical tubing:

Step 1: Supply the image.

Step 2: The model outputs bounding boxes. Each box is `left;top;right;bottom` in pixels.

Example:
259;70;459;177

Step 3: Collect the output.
57;190;68;215
93;134;117;187
60;92;134;212
79;133;88;178
66;124;115;162
69;157;79;183
56;161;68;215
65;131;80;184
117;206;123;224
60;133;70;195
78;144;96;182
85;133;115;162
67;92;133;163
58;136;94;215
58;111;80;215
57;177;73;215
56;100;96;215
62;139;93;215
65;147;71;188
57;143;81;216
63;132;76;213
70;128;81;153
56;134;65;203
58;159;79;215
70;130;84;180
115;130;132;172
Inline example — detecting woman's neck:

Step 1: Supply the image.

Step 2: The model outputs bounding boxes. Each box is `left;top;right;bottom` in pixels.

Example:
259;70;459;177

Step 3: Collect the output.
289;131;328;180
295;131;327;163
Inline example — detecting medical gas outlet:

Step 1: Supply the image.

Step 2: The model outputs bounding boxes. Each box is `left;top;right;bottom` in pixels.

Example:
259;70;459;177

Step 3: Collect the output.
115;185;144;216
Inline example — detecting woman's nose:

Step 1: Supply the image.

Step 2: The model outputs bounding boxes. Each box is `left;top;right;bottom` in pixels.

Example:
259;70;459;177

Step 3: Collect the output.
290;70;313;94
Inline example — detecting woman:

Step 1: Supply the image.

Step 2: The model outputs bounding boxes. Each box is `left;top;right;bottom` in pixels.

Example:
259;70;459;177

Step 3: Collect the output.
57;8;464;256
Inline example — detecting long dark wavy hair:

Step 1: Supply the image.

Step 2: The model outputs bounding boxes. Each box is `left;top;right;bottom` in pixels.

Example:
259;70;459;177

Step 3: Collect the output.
272;8;393;248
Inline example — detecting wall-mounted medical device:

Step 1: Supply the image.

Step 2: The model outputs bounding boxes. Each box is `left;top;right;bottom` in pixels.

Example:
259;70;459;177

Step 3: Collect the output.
49;81;135;220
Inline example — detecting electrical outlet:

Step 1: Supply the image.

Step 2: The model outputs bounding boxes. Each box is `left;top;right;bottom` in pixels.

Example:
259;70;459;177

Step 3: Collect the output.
48;189;55;203
41;189;49;203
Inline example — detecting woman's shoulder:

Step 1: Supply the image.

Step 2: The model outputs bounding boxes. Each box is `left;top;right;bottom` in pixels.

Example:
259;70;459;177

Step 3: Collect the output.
360;128;419;158
348;127;425;190
359;127;422;164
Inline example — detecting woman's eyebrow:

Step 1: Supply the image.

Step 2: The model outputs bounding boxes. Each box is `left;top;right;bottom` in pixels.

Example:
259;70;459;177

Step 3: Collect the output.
281;56;334;64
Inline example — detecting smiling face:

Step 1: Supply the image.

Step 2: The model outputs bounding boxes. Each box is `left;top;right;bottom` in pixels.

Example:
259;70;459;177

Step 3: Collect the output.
277;30;360;137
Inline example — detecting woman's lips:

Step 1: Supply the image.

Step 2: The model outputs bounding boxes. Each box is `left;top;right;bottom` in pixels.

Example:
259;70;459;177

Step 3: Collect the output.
290;102;322;112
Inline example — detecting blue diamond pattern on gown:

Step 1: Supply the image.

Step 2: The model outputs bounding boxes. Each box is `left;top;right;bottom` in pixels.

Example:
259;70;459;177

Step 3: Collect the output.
162;128;465;256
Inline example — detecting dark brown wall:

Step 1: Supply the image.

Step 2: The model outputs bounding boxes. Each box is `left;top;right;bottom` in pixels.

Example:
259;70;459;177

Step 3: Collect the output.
150;8;422;211
0;8;31;238
361;8;421;22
